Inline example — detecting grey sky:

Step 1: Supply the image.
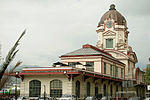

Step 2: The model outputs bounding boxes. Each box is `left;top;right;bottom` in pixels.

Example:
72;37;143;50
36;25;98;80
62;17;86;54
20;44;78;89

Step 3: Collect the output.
0;0;150;68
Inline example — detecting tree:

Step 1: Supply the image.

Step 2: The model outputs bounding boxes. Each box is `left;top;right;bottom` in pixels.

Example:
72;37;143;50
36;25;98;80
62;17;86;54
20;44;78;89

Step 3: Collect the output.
145;64;150;85
0;30;26;82
0;60;22;89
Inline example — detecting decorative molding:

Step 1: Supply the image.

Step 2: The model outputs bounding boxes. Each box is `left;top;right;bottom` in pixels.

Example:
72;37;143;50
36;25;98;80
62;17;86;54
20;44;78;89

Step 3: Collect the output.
104;49;129;59
103;30;116;36
114;28;126;31
96;29;105;33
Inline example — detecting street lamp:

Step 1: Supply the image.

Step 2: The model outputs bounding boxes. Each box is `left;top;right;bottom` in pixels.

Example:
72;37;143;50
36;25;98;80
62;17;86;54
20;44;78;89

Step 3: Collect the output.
15;71;19;100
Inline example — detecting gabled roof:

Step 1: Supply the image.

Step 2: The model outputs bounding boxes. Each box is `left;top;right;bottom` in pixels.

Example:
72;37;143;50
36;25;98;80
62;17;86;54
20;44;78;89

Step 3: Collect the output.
62;48;102;56
61;44;125;65
61;44;111;57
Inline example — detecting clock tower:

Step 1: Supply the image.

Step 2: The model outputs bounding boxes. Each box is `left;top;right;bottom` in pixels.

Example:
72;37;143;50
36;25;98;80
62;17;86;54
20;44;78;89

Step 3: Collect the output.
96;4;138;79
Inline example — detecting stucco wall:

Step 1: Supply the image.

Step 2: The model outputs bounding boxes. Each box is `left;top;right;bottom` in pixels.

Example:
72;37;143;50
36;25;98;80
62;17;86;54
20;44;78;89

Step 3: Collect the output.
20;74;72;97
20;74;123;98
73;75;122;98
61;56;102;73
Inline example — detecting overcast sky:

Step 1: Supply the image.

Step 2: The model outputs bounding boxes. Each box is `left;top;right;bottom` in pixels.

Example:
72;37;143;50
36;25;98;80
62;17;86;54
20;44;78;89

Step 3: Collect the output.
0;0;150;68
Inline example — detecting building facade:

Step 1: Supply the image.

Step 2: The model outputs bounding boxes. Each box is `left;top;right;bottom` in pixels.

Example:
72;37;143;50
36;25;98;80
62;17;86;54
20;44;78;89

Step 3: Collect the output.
13;4;145;99
96;4;137;80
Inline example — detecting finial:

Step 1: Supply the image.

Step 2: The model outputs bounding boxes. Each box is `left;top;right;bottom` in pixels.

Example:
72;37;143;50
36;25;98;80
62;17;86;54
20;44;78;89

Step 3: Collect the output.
109;4;116;10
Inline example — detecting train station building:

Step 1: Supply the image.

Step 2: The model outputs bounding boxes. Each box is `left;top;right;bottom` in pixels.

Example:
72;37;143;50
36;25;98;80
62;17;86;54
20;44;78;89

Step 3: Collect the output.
13;4;145;99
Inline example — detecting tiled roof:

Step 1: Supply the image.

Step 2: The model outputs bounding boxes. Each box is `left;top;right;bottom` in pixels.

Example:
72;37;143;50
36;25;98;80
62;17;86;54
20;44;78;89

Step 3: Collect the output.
98;4;126;27
61;44;123;64
62;48;102;56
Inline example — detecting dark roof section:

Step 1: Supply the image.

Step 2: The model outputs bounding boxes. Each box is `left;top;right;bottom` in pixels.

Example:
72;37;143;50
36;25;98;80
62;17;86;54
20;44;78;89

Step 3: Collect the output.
61;44;125;65
98;4;126;27
61;44;110;56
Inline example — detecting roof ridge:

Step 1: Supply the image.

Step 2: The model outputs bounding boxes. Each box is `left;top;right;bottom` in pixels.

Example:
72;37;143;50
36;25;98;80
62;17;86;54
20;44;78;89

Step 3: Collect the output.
83;44;112;57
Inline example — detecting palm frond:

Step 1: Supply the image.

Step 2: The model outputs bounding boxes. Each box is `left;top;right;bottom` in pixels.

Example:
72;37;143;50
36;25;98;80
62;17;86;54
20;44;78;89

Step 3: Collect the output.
0;29;26;81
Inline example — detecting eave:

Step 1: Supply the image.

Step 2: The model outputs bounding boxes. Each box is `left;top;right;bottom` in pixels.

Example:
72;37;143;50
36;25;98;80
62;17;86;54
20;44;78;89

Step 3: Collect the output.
9;67;123;82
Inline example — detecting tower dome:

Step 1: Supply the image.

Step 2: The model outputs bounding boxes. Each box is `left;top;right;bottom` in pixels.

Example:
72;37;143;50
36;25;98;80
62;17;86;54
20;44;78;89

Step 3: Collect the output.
98;4;126;27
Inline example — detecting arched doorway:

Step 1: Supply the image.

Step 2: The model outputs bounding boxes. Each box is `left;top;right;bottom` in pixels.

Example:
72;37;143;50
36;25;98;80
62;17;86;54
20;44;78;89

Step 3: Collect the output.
110;84;113;96
76;80;80;97
103;84;106;96
87;82;91;96
95;86;98;96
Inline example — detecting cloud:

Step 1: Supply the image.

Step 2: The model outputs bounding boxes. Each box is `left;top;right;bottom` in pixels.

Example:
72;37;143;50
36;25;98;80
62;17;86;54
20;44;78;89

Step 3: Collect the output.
114;0;150;16
0;0;149;68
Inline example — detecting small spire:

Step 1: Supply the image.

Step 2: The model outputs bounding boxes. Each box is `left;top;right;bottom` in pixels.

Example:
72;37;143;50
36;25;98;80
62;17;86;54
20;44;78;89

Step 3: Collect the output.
109;4;116;10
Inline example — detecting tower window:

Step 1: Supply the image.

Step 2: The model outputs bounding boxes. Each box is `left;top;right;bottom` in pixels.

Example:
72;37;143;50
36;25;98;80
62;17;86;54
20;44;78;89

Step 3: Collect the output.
106;38;113;48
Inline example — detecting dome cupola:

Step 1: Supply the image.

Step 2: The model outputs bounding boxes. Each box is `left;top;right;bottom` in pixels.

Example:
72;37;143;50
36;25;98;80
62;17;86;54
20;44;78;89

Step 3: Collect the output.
98;4;126;27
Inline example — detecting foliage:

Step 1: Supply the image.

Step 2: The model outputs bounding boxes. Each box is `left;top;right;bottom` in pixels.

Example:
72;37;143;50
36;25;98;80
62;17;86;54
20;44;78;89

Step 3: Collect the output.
0;30;26;82
145;64;150;85
0;61;22;89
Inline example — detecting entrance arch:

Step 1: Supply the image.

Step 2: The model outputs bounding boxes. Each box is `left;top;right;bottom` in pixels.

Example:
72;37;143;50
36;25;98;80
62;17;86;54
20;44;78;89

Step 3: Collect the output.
76;80;80;97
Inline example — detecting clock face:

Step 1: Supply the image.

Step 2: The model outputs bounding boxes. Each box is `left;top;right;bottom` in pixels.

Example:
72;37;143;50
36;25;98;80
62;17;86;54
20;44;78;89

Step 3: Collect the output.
106;21;113;28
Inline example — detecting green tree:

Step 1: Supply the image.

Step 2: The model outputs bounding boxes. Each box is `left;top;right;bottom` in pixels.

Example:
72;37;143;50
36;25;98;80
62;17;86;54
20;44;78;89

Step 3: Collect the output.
145;64;150;85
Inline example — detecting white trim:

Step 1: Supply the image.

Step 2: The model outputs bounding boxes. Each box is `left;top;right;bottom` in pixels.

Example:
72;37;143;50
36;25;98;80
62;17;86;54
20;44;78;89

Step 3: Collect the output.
22;67;73;71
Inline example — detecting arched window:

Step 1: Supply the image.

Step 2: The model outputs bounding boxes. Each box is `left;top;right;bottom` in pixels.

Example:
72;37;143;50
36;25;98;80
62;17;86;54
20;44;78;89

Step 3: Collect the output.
87;82;91;96
121;87;123;97
29;80;41;97
110;85;113;96
116;85;118;92
50;80;62;97
103;84;106;96
95;86;98;96
116;85;118;97
76;81;80;97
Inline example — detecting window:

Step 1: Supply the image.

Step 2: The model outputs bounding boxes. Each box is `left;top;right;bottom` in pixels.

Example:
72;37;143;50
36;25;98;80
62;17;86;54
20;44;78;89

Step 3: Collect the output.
76;81;80;97
87;82;91;96
29;80;41;97
95;86;98;96
121;68;123;78
116;85;118;92
110;85;113;96
116;67;118;77
106;38;113;48
86;62;94;71
86;62;94;67
50;80;62;97
68;62;76;68
142;74;144;81
110;64;113;76
103;84;106;96
121;87;123;97
103;62;106;74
